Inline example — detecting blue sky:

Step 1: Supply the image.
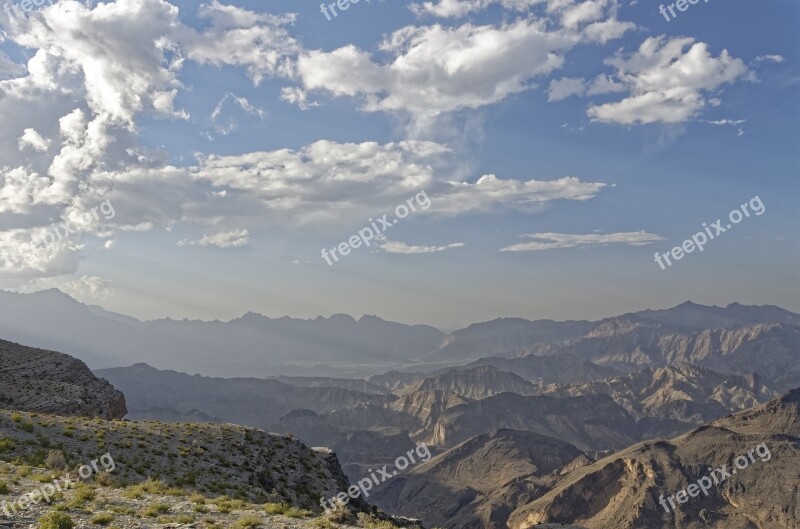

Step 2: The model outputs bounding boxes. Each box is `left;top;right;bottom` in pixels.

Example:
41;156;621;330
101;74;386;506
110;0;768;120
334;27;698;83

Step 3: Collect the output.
0;0;797;327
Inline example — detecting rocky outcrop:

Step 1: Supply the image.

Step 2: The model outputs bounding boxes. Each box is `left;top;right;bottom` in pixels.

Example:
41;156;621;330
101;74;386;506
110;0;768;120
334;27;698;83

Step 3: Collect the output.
0;338;126;419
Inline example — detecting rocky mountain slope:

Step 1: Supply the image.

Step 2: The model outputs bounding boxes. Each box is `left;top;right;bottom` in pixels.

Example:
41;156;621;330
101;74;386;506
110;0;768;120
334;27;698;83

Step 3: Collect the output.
399;365;537;400
422;318;593;362
465;353;620;384
428;393;641;450
372;429;586;529
542;363;780;424
0;339;126;420
96;363;392;429
509;388;800;529
0;410;414;529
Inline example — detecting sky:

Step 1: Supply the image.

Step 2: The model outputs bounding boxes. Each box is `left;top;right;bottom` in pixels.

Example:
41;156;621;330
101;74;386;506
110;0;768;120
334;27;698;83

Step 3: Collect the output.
0;0;797;328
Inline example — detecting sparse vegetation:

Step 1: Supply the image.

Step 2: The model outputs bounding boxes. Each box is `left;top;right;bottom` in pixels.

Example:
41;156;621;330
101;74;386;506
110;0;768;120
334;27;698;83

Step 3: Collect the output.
37;512;75;529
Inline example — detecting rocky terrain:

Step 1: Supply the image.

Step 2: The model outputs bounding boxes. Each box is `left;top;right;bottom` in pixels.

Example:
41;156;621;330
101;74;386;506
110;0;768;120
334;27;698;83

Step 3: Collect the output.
509;388;800;529
0;410;416;529
398;366;537;400
428;393;641;451
372;429;587;529
95;363;392;429
0;340;126;420
541;363;780;424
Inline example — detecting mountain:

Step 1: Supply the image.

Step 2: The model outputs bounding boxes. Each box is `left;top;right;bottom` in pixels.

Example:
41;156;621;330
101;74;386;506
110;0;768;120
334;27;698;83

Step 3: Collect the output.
369;370;427;391
428;393;641;450
0;289;445;377
508;387;800;529
0;338;126;419
632;300;800;330
540;318;800;390
95;363;391;429
465;353;621;384
422;318;593;362
372;429;586;529
542;363;780;424
399;365;537;399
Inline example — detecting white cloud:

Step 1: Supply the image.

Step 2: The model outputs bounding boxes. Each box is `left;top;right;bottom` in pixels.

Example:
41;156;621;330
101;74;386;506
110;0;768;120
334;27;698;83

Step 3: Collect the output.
292;7;631;124
706;119;746;126
179;229;251;248
182;1;300;84
548;77;587;101
500;231;663;251
379;238;464;254
188;142;608;221
752;54;784;64
584;37;749;125
18;128;50;152
429;174;606;215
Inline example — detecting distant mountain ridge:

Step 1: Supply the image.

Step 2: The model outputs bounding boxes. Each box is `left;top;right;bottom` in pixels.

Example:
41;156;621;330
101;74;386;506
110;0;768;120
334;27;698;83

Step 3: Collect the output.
1;289;798;381
0;289;444;377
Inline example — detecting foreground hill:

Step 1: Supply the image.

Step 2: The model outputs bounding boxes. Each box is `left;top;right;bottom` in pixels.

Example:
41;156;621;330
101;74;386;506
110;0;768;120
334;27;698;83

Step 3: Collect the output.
0;339;126;420
0;410;414;528
509;388;800;529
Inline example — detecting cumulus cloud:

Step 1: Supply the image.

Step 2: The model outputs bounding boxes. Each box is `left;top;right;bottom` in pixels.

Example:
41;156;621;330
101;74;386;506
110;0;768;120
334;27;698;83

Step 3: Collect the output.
18;128;50;152
291;5;632;123
0;0;302;276
0;0;615;280
584;37;749;124
189;142;608;221
500;231;663;251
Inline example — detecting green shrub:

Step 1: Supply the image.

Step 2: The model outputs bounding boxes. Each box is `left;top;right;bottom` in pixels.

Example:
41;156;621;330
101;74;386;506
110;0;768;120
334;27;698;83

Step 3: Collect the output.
233;514;262;528
142;503;170;517
37;512;75;529
89;512;115;526
264;502;289;515
284;507;312;519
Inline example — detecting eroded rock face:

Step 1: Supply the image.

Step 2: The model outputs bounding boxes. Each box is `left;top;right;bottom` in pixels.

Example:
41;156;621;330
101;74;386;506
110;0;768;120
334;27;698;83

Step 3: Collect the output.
508;388;800;529
0;339;126;419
